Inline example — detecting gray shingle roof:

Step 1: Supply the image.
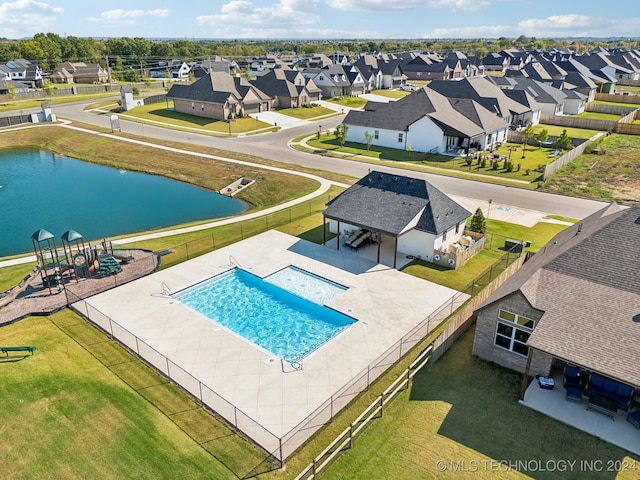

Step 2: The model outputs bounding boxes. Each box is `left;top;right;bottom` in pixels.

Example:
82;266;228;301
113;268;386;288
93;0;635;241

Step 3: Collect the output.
344;87;507;138
167;71;270;104
476;204;640;387
324;171;470;236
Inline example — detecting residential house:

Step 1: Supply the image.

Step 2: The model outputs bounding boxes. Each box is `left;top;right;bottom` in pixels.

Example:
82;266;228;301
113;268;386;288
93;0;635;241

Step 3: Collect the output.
472;203;640;403
499;49;533;70
191;57;233;78
575;52;637;83
149;60;191;79
323;170;472;268
301;65;353;98
50;62;108;84
400;54;451;81
167;71;272;120
250;68;321;108
427;76;541;128
488;76;566;116
0;59;44;87
343;86;509;154
443;51;477;78
481;52;510;72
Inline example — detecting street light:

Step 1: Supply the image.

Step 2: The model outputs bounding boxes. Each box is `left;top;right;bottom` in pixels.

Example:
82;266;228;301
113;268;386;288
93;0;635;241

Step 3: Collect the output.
318;124;322;137
255;115;258;130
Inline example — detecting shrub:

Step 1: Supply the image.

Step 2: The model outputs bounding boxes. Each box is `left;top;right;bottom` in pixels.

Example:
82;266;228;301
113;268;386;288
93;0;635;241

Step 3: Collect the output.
132;87;140;95
492;160;500;170
469;208;487;234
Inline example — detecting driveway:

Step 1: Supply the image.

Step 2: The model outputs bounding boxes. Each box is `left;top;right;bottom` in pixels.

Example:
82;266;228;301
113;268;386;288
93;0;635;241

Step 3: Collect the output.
248;111;308;129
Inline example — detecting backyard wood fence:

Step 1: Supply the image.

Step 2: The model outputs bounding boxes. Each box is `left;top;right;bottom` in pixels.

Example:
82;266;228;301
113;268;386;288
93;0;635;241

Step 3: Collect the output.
539;113;617;132
543;132;604;180
585;103;637;115
596;92;640;103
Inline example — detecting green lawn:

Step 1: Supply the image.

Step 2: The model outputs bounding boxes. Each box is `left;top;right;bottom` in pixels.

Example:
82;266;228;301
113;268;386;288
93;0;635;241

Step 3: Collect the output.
592;99;640;107
401;219;568;291
576;111;623;122
107;101;273;134
536;124;601;139
275;105;335;119
322;326;639;480
0;91;123;112
0;262;37;293
327;96;368;109
0;312;269;479
543;133;640;202
370;90;407;99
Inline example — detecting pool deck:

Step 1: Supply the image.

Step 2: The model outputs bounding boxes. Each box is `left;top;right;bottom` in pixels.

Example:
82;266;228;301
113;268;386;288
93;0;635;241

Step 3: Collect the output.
81;230;465;450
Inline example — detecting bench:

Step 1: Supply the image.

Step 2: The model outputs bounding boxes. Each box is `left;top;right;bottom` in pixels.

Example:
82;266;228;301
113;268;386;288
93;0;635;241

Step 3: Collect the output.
1;346;37;356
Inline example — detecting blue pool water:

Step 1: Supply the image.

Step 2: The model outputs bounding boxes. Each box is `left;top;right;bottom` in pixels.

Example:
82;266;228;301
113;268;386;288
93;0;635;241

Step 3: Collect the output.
174;268;354;362
264;266;347;305
0;149;246;256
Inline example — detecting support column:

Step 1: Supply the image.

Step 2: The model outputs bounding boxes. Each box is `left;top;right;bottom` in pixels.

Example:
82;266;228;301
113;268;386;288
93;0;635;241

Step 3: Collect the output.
377;233;381;263
336;221;340;250
322;215;326;246
520;347;534;400
393;236;398;269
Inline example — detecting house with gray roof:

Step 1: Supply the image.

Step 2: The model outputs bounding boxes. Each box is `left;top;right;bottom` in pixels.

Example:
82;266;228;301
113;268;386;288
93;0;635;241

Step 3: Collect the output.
0;59;44;87
427;76;541;128
301;64;359;98
487;76;566;116
167;71;272;120
50;62;108;84
250;68;321;108
343;86;509;154
323;171;472;268
472;203;640;408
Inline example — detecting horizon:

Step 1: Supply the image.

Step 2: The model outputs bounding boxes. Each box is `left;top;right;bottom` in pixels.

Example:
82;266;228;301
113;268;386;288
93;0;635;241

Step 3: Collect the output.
1;0;640;40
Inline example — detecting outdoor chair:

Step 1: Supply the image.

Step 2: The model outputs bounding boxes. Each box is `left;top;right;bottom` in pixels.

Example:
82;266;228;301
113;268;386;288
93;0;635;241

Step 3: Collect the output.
565;387;583;403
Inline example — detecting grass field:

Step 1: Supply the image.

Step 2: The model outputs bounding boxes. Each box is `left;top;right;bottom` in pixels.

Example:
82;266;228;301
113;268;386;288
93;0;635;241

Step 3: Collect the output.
321;327;639;480
327;96;368;109
370;90;407;99
576;111;623;121
275;105;335;119
0;312;266;479
544;133;640;202
101;101;273;134
401;219;568;291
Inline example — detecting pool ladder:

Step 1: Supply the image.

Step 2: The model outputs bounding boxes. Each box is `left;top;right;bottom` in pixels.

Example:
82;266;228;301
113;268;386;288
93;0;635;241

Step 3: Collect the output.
229;255;242;269
161;282;174;297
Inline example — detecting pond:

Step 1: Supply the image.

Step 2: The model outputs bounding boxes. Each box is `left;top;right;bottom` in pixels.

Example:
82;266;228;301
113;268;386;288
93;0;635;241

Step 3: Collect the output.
0;150;247;256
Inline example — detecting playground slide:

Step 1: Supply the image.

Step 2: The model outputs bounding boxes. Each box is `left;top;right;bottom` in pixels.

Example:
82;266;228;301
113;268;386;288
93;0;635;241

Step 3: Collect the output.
0;266;40;309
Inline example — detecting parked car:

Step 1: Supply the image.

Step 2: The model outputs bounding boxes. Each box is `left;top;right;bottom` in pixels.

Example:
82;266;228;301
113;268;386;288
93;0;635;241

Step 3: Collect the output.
400;83;417;92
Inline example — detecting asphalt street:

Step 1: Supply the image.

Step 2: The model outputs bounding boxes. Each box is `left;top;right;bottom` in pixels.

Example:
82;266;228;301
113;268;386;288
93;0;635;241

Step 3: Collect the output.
14;99;608;219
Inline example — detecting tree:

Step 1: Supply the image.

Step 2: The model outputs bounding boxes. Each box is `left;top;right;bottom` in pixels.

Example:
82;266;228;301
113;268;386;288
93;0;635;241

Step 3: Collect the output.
335;123;348;147
364;131;373;151
6;83;17;105
535;128;549;146
556;129;573;150
521;120;534;158
469;207;487;234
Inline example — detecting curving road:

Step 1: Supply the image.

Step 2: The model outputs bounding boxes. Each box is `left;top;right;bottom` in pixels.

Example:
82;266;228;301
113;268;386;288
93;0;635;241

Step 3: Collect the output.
44;100;607;219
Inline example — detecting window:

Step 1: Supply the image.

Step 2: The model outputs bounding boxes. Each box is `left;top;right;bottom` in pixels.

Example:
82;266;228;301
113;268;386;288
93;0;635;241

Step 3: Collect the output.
494;310;535;356
374;130;379;139
442;229;447;242
455;223;460;234
398;133;403;143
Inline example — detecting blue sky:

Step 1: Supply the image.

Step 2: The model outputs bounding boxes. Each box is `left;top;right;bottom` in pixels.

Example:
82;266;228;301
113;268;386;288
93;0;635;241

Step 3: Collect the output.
1;0;639;40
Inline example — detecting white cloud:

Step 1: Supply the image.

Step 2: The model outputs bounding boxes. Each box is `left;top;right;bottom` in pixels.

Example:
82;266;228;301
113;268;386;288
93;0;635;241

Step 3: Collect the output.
196;0;320;36
422;15;640;38
326;0;488;12
99;9;170;20
0;0;63;37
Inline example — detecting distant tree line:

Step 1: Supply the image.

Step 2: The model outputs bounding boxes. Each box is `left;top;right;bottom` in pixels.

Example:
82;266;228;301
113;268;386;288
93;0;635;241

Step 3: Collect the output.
0;32;638;81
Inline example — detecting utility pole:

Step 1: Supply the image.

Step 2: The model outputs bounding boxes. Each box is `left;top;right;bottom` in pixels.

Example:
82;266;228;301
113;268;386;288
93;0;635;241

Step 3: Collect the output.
105;55;113;88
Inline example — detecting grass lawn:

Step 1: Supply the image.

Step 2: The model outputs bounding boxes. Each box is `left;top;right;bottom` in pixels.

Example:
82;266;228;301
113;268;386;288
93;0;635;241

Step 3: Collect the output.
401;219;568;291
327;96;368;109
0;91;122;113
275;105;335;119
370;90;407;99
535;124;601;139
576;111;623;122
0;262;37;293
105;101;273;134
592;99;640;107
543;133;640;202
0;312;262;479
322;326;639;480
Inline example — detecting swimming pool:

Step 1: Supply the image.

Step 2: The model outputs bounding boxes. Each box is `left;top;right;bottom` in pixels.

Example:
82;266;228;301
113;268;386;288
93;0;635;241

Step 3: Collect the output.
173;268;355;362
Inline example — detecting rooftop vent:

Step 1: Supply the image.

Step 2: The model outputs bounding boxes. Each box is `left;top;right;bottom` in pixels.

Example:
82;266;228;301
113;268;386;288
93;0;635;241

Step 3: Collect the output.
633;314;640;323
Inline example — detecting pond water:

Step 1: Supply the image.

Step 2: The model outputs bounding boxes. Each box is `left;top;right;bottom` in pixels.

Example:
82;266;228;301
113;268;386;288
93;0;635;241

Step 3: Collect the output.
0;150;246;256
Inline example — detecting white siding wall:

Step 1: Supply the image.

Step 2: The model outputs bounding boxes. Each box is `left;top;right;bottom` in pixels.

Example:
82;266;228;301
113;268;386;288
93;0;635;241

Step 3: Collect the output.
346;116;444;153
397;230;436;260
433;221;467;254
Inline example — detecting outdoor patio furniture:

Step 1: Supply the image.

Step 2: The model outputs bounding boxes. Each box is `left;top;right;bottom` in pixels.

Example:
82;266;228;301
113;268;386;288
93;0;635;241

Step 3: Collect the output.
585;373;634;411
627;411;640;429
565;387;583;403
563;365;582;389
344;229;364;247
587;394;617;419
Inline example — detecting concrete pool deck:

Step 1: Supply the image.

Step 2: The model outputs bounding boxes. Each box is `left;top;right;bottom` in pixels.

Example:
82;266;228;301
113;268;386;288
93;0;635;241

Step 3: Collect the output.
80;230;467;457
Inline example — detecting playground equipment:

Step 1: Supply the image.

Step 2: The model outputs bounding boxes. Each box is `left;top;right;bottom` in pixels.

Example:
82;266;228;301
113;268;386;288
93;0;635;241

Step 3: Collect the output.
31;229;73;294
98;255;123;277
61;229;95;280
0;266;41;309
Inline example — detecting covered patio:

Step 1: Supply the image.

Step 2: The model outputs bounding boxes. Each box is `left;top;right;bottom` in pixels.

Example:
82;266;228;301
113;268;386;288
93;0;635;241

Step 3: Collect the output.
323;231;413;270
521;368;640;456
